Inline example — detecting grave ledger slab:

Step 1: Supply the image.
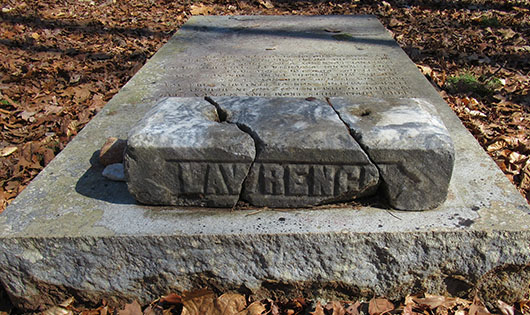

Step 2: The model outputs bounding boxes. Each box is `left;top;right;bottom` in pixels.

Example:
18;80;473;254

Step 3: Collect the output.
0;16;529;311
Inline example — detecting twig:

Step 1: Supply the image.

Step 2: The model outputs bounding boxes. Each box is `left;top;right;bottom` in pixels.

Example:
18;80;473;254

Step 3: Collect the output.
480;60;507;83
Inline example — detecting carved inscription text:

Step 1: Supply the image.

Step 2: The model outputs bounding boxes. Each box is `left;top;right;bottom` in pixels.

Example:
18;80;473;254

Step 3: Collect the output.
163;54;411;97
168;161;371;197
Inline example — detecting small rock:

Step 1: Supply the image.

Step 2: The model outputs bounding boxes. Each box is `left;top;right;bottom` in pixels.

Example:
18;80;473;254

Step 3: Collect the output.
102;163;125;181
99;137;127;166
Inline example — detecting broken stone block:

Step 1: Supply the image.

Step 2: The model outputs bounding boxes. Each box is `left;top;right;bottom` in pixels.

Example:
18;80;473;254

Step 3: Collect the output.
124;97;255;207
329;97;455;210
209;96;380;207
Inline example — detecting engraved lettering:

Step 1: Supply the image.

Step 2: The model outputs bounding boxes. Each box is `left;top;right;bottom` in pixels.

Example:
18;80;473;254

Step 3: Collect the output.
179;162;207;194
205;164;228;194
161;55;411;99
220;163;248;195
286;165;309;196
335;165;361;195
311;165;335;196
259;163;285;195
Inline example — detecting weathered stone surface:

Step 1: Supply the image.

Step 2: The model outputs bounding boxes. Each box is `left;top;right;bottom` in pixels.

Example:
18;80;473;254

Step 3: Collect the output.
125;97;255;207
0;16;529;311
209;96;380;207
330;97;455;210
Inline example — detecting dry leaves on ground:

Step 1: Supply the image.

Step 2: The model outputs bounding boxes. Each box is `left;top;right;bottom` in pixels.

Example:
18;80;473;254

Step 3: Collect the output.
36;291;530;315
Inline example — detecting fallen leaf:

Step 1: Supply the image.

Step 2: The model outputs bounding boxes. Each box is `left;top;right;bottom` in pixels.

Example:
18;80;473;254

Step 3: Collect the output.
498;28;516;39
59;297;75;308
31;32;40;40
42;306;73;315
238;301;266;315
160;293;182;305
0;146;17;157
389;18;402;27
181;289;217;315
487;141;506;152
508;151;526;164
345;301;360;315
217;293;247;314
74;86;91;103
368;298;394;315
118;300;143;315
310;302;325;315
19;110;36;121
325;300;346;315
258;0;274;9
418;64;432;77
469;296;490;315
497;300;515;315
190;4;213;15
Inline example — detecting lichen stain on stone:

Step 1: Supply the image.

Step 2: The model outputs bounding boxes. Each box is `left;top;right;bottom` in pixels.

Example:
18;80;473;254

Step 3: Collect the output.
21;249;44;264
473;200;530;230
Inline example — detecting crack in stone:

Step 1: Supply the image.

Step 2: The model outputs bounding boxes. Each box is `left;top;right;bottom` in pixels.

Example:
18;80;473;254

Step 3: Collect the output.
325;97;382;187
204;96;258;207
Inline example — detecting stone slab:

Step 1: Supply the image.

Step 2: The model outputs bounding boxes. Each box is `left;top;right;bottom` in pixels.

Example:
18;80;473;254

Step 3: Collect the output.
330;97;455;210
0;16;529;311
125;97;255;207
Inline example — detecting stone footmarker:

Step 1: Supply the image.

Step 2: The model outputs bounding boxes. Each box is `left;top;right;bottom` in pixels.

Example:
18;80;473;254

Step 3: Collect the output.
209;96;380;207
125;97;255;207
329;97;455;210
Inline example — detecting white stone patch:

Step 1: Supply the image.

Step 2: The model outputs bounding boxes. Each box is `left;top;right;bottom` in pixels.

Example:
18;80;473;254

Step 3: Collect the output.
102;163;126;182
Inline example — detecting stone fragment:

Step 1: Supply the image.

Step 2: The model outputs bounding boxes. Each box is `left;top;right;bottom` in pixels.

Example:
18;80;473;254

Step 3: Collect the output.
99;137;127;166
210;96;380;207
102;163;125;182
329;97;455;210
124;97;255;207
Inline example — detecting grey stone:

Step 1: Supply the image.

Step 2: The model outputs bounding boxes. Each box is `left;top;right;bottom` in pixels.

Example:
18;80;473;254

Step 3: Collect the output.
330;97;455;210
124;97;255;207
102;163;125;182
209;96;380;207
0;16;529;311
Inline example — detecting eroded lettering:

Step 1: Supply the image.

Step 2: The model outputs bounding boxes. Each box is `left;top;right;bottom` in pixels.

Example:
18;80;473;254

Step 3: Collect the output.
161;55;411;98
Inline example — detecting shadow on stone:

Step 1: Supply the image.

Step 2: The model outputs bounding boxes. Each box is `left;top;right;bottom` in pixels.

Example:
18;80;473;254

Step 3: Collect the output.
75;151;136;205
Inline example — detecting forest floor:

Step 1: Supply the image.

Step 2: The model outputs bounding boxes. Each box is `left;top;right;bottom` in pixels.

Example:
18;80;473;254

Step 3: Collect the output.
0;0;529;314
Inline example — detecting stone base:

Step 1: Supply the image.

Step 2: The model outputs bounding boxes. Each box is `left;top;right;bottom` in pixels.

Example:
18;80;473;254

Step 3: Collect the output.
1;15;529;311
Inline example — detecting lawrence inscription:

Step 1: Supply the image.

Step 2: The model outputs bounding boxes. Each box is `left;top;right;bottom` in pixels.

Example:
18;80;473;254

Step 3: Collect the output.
169;161;371;198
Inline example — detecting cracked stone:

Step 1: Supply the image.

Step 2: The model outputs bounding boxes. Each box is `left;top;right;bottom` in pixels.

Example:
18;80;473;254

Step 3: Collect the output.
329;97;455;210
124;97;255;207
125;96;454;210
209;96;380;207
